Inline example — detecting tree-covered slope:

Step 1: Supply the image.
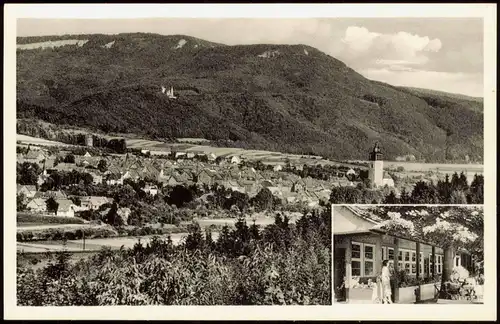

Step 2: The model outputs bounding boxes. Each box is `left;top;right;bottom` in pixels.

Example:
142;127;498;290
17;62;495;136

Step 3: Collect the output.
16;33;483;162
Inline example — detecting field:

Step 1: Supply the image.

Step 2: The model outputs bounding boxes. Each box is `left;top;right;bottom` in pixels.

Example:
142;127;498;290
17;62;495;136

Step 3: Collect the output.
17;223;91;231
17;134;74;147
127;137;342;165
384;161;484;173
177;137;211;143
17;131;484;176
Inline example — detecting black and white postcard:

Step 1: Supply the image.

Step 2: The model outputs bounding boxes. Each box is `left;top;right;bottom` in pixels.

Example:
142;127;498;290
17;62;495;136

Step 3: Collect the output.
3;3;496;321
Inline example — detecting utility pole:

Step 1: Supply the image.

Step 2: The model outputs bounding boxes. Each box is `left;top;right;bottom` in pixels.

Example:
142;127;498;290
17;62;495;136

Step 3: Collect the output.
83;230;86;251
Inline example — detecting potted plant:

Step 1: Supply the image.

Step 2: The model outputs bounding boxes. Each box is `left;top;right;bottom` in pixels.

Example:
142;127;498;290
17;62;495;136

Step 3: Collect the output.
346;276;376;302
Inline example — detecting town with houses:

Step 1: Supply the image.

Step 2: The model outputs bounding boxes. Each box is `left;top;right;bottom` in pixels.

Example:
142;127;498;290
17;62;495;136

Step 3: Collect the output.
17;134;478;221
17;141;346;218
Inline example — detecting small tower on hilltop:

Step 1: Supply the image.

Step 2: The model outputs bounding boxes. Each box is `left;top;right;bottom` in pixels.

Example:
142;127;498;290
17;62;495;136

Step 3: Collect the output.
167;86;177;99
162;85;177;99
368;142;384;188
85;134;93;147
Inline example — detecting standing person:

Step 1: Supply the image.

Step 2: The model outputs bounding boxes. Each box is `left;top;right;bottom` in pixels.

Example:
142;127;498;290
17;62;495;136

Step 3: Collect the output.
389;260;396;302
381;260;393;304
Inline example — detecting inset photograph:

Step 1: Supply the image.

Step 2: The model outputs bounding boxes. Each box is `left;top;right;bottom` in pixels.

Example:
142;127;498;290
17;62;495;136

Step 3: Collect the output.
333;204;484;304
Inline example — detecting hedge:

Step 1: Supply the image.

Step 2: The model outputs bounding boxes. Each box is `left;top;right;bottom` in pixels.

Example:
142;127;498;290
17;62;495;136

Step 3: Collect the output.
17;226;118;242
17;213;86;225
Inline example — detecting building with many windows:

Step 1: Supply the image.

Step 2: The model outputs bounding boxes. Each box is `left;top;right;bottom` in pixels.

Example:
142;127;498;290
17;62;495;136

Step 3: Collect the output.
333;205;473;303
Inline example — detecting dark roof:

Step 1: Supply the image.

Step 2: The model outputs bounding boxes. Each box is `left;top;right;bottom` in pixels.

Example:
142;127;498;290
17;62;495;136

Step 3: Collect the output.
345;206;383;223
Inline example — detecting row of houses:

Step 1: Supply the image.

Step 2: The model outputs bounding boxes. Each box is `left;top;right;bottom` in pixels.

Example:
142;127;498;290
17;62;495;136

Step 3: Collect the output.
18;148;361;209
19;146;363;187
19;186;114;217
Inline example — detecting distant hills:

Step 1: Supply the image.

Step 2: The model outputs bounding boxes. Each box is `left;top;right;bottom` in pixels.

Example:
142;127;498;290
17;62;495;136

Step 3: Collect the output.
16;33;483;162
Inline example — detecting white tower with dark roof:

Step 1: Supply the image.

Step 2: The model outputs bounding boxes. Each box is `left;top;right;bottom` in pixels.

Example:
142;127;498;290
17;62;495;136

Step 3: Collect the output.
368;142;384;187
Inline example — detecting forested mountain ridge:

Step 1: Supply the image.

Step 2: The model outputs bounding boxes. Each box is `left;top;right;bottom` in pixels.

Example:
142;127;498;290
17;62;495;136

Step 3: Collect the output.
16;33;483;162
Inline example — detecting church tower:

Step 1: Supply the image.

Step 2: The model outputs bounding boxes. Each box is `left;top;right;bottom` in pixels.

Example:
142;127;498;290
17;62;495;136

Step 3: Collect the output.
368;142;384;187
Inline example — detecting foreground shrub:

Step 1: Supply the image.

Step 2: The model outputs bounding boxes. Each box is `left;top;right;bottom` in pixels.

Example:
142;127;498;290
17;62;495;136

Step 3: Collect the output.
17;208;332;305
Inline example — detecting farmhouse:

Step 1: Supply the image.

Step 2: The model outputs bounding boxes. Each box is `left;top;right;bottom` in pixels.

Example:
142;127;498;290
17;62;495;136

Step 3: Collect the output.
382;176;395;187
52;163;77;172
34;190;67;199
333;206;474;304
238;179;259;196
105;173;123;185
228;155;241;164
24;150;46;163
88;172;103;184
260;180;275;188
291;179;307;193
164;174;187;187
56;199;77;217
143;185;159;196
346;168;356;175
26;198;47;213
17;184;37;198
80;196;110;210
196;169;221;186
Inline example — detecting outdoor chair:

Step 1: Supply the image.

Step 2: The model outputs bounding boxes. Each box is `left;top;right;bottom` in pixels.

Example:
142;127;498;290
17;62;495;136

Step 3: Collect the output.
434;281;467;300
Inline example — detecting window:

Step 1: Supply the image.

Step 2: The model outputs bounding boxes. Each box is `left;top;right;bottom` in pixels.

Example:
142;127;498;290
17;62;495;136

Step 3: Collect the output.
352;261;361;276
437;255;443;274
429;254;444;274
410;251;417;274
352;243;361;259
364;244;375;276
364;261;374;276
382;247;395;261
399;249;417;275
398;251;402;261
365;245;374;260
351;242;376;277
388;248;394;260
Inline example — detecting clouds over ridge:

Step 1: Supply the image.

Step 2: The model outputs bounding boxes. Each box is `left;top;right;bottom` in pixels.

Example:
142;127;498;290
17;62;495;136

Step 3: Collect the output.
339;26;442;68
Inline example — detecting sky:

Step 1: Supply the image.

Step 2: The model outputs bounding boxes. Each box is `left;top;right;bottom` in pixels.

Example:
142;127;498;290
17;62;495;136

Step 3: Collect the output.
17;18;485;97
